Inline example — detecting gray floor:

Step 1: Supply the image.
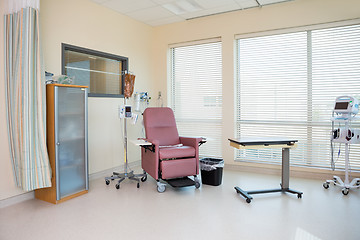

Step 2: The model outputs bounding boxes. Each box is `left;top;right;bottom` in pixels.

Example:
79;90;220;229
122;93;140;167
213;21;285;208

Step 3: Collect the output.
1;168;359;240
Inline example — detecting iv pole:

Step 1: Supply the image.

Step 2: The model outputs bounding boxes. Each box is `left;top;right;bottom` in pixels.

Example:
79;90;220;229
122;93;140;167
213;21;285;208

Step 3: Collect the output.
105;72;147;189
323;97;360;195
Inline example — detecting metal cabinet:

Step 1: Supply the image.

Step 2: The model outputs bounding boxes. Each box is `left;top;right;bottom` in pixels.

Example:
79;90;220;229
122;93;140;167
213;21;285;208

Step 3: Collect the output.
35;84;88;204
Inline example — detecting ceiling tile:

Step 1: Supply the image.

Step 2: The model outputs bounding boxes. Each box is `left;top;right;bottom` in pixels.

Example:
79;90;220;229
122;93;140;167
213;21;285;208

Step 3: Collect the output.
180;2;240;19
125;6;176;22
258;0;288;5
151;0;178;4
89;0;293;26
234;0;259;9
102;0;157;14
194;0;237;10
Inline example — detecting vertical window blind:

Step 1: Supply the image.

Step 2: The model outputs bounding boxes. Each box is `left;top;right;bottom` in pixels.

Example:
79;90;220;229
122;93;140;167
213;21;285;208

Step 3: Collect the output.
236;24;360;170
170;40;222;158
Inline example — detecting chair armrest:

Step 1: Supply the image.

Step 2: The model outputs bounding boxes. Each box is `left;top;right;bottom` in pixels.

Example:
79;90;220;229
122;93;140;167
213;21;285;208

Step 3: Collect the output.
179;137;202;147
141;139;160;180
142;139;159;152
179;137;202;175
146;139;159;146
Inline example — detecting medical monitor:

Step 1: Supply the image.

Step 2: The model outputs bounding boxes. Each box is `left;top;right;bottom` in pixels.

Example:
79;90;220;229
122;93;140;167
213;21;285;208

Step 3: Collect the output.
335;102;349;110
333;96;359;115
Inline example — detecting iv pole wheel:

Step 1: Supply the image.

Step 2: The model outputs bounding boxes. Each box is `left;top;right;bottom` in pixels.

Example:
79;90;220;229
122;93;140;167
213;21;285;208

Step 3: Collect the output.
105;180;110;185
246;198;251;203
141;175;147;182
342;188;349;195
115;184;120;189
137;182;140;188
323;182;329;189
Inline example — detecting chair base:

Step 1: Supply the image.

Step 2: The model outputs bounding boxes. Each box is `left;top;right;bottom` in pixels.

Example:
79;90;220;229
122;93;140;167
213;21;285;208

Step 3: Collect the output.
166;177;196;188
156;175;200;193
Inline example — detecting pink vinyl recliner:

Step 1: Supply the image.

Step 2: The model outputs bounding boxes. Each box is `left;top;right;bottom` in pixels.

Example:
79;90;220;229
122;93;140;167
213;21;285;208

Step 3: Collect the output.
141;107;202;192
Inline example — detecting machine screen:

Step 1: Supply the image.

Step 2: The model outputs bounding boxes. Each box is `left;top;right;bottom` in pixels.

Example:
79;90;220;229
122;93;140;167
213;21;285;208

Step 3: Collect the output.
125;106;132;118
335;102;349;110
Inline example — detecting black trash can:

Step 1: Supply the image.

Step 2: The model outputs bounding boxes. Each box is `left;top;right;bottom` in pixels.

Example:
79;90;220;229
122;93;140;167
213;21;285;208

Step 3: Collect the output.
200;158;224;186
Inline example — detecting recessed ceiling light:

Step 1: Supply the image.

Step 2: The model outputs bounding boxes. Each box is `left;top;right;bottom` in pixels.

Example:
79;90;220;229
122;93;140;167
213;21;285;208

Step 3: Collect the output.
163;0;203;15
177;0;202;12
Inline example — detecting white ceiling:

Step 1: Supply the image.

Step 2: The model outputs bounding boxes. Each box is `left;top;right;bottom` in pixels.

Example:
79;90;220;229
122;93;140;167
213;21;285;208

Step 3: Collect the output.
91;0;293;26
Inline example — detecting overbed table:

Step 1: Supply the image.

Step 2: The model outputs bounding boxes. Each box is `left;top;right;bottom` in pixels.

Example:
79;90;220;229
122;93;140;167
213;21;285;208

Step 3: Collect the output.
228;137;303;203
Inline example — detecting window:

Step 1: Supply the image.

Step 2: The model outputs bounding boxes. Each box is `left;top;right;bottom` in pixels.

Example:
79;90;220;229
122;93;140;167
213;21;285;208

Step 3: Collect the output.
62;44;128;97
236;23;360;170
170;39;222;158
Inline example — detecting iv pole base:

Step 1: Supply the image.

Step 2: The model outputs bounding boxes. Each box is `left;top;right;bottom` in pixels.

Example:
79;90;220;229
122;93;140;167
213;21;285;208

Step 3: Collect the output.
105;170;147;189
323;176;360;195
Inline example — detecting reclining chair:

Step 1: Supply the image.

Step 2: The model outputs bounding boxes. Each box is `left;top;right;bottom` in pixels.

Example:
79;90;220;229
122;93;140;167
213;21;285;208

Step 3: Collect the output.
141;107;202;192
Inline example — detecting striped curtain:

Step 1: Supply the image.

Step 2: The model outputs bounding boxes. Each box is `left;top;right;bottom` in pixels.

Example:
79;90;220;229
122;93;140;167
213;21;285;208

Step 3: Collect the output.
4;6;51;191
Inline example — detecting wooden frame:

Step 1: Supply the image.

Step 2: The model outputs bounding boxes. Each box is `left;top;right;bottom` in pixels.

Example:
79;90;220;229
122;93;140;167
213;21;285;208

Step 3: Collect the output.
35;84;88;204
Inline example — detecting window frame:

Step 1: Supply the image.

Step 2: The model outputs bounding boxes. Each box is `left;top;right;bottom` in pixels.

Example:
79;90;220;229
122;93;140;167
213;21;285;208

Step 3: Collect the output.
234;20;360;171
61;43;128;98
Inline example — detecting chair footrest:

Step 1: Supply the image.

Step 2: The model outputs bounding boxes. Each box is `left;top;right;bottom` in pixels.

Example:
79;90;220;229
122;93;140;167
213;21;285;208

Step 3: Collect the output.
166;177;195;188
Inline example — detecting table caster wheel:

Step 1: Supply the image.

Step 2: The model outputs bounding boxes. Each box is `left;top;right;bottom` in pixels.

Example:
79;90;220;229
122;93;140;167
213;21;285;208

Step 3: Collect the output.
297;193;302;199
323;182;329;189
115;184;120;189
195;181;200;189
141;175;147;182
105;180;110;185
342;188;349;195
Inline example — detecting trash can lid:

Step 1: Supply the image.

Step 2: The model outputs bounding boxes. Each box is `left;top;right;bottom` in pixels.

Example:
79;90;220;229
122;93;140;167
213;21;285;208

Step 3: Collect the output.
200;158;224;164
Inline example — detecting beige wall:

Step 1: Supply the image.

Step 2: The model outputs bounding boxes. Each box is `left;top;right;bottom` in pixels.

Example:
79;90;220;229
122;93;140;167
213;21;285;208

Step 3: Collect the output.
0;0;155;201
41;0;156;175
152;0;360;166
42;0;158;175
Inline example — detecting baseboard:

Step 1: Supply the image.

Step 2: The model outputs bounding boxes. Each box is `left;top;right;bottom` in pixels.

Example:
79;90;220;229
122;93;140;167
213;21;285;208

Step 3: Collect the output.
89;160;141;181
224;163;360;181
0;191;35;209
0;161;142;208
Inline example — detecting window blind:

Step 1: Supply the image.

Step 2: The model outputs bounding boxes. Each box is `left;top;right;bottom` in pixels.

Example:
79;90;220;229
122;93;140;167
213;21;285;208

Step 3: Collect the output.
236;24;360;170
170;40;222;158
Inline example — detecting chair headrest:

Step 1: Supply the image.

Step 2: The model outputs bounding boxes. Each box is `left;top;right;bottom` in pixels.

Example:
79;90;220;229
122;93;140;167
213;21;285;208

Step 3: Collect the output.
143;107;180;145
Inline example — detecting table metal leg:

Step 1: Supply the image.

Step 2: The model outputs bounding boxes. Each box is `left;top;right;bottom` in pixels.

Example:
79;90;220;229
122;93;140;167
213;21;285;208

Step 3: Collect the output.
282;148;290;189
234;147;303;203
